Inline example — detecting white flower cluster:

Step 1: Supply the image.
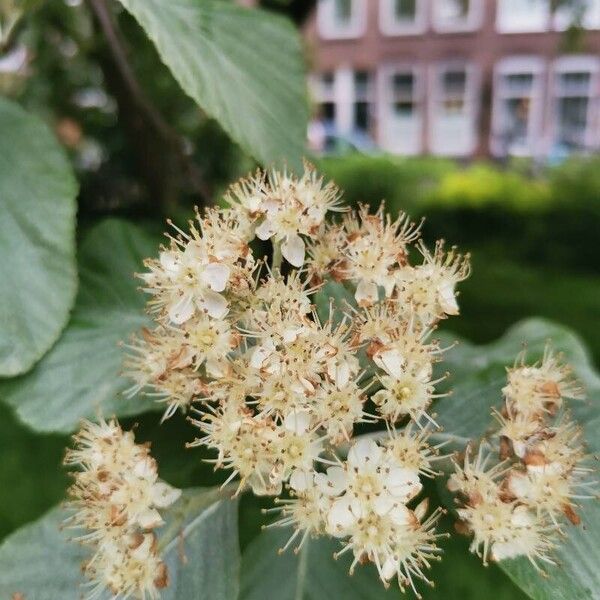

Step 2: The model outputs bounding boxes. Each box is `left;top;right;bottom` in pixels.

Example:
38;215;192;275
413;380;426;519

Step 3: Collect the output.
448;346;593;571
126;164;471;593
65;419;181;599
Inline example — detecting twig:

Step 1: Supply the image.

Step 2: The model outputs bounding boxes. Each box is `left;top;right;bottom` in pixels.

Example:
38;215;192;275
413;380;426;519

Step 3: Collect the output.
86;0;212;207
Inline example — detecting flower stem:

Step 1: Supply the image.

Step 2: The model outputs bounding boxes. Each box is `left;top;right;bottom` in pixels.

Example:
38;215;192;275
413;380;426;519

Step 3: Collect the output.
272;239;283;272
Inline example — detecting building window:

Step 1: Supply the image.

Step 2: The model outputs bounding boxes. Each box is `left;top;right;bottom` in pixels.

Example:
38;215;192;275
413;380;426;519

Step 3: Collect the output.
392;72;417;115
316;72;336;124
491;58;545;156
552;57;599;151
317;0;367;39
553;0;600;31
378;66;423;154
432;0;483;32
353;70;373;132
429;63;480;155
496;0;551;33
379;0;427;35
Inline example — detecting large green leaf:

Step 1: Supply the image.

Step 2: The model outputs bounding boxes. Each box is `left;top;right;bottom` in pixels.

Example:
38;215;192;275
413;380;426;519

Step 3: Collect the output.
240;512;527;600
0;219;158;433
0;97;77;376
434;318;600;600
0;487;239;599
241;528;397;600
116;0;308;171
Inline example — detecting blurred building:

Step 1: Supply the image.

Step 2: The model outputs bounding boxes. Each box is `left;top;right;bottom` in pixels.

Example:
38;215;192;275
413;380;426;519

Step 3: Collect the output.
304;0;600;158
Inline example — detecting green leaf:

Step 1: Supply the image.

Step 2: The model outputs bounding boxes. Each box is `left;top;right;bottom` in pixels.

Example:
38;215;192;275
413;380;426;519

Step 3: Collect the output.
434;318;600;600
0;219;159;433
0;487;239;600
116;0;308;171
0;507;87;599
313;278;357;327
160;489;240;600
0;97;77;377
241;528;398;599
240;513;528;600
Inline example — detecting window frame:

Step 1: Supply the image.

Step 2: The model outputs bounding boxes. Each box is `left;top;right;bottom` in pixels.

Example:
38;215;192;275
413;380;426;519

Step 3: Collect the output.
352;69;375;133
377;63;425;154
550;55;600;151
496;0;551;33
490;56;546;156
379;0;428;36
553;0;600;31
310;71;338;125
431;0;484;33
428;60;481;155
317;0;368;40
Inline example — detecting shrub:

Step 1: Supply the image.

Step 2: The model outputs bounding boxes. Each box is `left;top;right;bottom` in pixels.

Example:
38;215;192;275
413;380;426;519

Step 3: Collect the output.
319;154;455;215
428;163;551;212
321;154;599;273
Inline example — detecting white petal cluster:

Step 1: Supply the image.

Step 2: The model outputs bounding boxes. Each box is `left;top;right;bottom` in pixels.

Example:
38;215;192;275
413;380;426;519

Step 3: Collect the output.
307;204;469;318
230;161;345;268
449;346;594;571
65;419;181;599
126;166;470;592
274;435;445;595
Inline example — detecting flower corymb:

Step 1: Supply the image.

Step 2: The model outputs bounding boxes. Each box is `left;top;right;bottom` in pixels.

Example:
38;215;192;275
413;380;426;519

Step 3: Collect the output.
120;163;471;594
65;419;181;599
449;346;595;571
62;163;593;598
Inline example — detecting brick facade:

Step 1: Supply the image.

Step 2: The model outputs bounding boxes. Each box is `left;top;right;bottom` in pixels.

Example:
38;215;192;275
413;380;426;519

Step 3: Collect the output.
303;0;600;157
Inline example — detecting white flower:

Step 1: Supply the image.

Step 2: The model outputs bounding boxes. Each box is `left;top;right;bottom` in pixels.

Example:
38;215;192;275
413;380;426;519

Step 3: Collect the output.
321;439;421;536
341;205;421;306
65;419;180;599
503;344;584;418
254;164;344;268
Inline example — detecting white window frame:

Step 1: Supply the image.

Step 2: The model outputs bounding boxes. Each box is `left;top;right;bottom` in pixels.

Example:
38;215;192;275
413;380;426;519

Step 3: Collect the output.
352;69;375;133
553;0;600;31
496;0;551;33
490;56;546;156
309;71;337;120
379;0;428;36
317;0;368;40
431;0;484;33
428;61;480;155
550;55;600;151
377;63;425;154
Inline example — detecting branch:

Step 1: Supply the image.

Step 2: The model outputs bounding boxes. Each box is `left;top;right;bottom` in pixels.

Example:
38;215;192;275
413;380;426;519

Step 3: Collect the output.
86;0;211;210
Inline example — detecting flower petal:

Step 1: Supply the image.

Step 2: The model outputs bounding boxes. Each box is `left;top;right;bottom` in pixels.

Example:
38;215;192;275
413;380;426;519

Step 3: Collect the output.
255;218;275;241
159;250;180;274
376;348;406;379
355;279;378;306
316;466;347;496
327;497;357;535
151;481;182;508
202;263;231;292
386;467;422;501
283;410;311;434
438;280;459;315
347;438;382;469
289;469;313;492
200;289;229;319
168;292;195;324
137;508;164;530
281;233;305;268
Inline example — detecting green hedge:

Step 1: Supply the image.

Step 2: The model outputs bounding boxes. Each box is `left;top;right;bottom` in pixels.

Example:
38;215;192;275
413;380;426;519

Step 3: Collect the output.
320;155;600;273
318;155;456;214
